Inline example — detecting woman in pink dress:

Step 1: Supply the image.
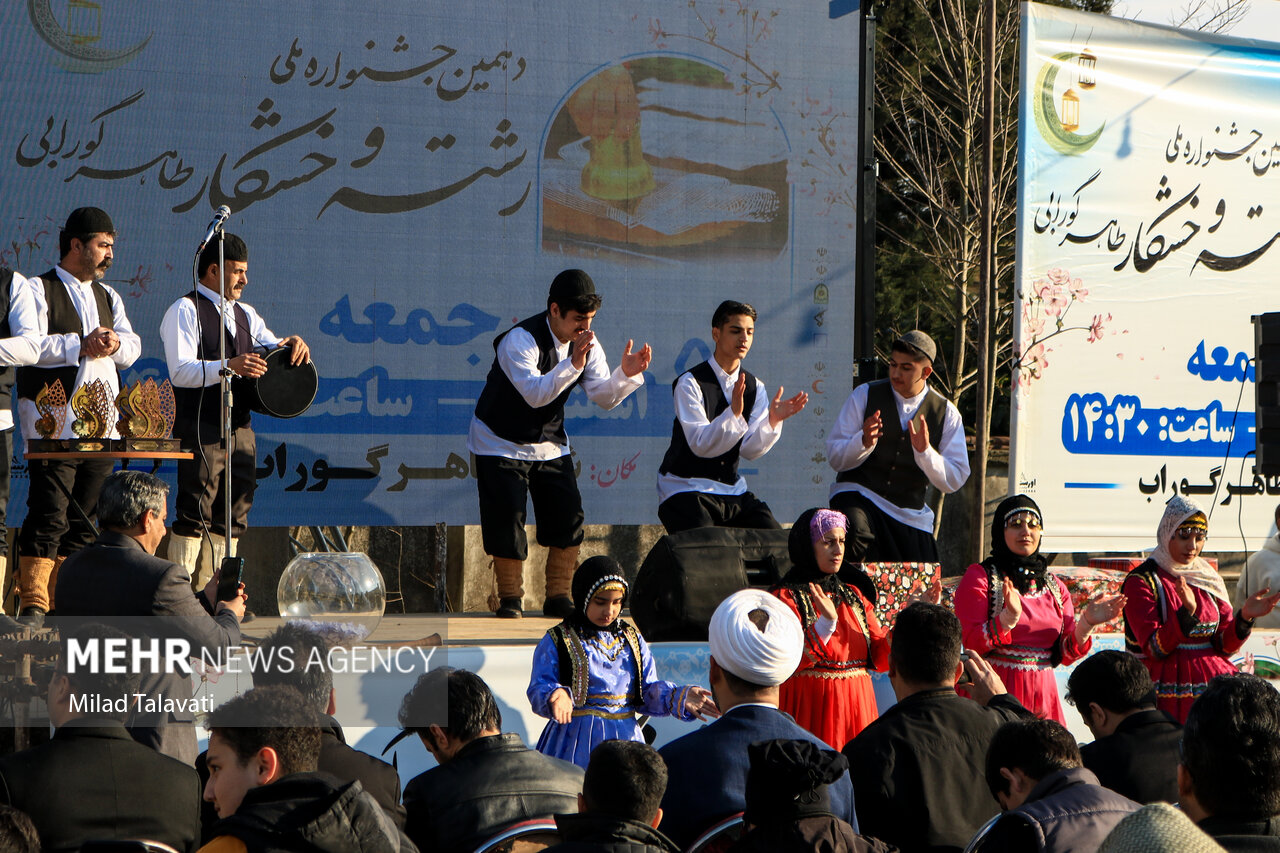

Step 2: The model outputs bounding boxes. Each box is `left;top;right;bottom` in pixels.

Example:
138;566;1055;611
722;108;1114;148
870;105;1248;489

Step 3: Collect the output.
1123;495;1280;723
955;494;1125;722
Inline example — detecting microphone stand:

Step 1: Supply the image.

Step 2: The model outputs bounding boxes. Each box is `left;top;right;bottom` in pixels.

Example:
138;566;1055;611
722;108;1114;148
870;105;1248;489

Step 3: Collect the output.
215;232;233;567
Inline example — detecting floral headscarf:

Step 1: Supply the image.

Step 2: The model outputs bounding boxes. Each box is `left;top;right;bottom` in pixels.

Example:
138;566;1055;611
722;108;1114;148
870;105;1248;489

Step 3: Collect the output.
1151;495;1229;604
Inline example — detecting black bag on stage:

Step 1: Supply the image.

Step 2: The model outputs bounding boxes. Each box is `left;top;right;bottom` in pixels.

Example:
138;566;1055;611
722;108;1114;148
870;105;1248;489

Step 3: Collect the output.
630;527;790;642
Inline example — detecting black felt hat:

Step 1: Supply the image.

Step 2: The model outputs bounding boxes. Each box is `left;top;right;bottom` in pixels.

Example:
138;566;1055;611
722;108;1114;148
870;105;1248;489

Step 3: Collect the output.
548;268;596;303
743;739;848;826
63;207;115;237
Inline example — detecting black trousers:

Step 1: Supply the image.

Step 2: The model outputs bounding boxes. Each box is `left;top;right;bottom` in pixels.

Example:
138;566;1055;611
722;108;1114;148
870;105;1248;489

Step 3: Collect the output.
18;456;114;559
0;429;11;557
830;490;940;564
475;453;584;560
173;425;256;539
657;490;781;535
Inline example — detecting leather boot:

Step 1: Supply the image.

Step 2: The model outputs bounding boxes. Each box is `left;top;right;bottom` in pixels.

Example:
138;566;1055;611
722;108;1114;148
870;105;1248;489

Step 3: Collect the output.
493;557;524;618
48;555;66;610
16;556;55;628
543;545;580;618
168;534;203;584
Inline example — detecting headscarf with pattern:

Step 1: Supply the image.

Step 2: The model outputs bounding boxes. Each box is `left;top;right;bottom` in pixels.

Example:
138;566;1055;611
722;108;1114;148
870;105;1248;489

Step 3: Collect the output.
982;494;1050;595
1150;495;1229;604
568;555;630;636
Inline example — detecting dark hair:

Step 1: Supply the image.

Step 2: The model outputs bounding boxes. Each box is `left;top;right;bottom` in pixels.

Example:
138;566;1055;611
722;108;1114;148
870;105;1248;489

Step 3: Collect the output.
398;667;500;742
711;300;757;329
985;719;1082;799
890;339;930;362
252;623;333;714
550;292;602;315
59;622;142;724
97;470;168;530
0;805;40;853
583;740;668;822
206;686;322;777
890;603;962;685
198;232;248;279
1065;650;1156;714
1182;673;1280;819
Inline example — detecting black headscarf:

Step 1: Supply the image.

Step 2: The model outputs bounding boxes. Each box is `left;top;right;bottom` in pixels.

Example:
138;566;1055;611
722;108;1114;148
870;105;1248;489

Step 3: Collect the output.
568;555;629;636
982;494;1049;595
775;508;876;628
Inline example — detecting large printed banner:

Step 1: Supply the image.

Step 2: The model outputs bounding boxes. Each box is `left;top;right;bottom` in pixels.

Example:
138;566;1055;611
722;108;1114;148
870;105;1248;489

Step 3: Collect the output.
1015;5;1280;551
0;2;862;526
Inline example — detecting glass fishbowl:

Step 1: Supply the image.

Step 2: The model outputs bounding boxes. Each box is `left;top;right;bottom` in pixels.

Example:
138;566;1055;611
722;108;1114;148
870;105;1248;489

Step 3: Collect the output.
277;552;386;642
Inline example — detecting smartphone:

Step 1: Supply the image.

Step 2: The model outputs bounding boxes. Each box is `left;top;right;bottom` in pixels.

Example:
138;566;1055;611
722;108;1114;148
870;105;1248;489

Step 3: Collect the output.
957;650;973;685
216;556;244;602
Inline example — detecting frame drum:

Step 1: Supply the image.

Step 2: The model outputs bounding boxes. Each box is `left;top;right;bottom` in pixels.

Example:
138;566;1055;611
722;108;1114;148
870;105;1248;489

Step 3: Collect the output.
245;347;317;418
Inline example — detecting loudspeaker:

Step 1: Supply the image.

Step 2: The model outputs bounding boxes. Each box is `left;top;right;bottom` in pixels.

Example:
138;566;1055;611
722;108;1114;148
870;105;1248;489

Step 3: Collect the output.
1255;313;1280;474
630;527;789;642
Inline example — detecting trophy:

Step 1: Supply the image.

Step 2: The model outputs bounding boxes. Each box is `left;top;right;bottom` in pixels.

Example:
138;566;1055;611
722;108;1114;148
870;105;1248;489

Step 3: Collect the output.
28;380;68;453
117;378;181;452
67;379;113;451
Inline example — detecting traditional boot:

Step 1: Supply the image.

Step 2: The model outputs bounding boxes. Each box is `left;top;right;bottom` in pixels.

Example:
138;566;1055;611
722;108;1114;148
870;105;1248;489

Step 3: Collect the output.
47;555;66;611
168;534;203;585
16;556;55;628
543;545;580;618
493;557;525;618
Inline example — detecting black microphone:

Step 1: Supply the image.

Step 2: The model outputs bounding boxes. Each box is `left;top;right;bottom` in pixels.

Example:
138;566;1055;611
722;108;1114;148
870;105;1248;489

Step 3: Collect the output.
195;205;232;254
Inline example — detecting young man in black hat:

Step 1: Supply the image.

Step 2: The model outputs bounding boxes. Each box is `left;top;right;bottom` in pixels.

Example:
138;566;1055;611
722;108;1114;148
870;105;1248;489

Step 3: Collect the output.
159;233;309;588
656;300;807;533
825;330;969;564
468;269;651;618
12;206;142;628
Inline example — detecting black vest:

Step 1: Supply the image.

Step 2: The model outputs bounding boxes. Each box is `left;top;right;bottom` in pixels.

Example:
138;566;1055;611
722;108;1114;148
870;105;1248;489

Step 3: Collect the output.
172;291;253;440
474;312;581;445
16;269;116;403
837;379;947;510
658;360;759;485
0;269;17;410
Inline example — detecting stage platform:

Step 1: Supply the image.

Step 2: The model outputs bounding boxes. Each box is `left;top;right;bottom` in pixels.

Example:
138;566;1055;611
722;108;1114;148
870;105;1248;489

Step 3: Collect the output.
240;611;564;648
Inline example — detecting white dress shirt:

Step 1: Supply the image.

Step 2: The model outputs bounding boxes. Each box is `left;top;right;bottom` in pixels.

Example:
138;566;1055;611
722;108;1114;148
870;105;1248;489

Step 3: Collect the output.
160;283;282;389
13;265;141;440
656;358;782;503
826;381;969;533
467;317;644;461
0;273;45;430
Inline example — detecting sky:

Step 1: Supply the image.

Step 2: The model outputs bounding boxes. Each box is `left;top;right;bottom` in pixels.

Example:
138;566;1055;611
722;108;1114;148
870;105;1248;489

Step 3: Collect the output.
1114;0;1280;36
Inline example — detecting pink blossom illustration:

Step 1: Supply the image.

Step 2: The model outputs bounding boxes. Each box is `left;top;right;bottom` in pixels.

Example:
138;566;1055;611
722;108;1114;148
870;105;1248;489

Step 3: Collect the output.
1016;267;1126;394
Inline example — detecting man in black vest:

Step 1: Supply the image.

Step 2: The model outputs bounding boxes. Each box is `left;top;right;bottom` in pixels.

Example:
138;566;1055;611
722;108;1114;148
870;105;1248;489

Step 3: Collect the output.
0;269;43;621
160;233;309;586
13;207;142;628
468;269;650;618
656;300;807;533
825;331;969;564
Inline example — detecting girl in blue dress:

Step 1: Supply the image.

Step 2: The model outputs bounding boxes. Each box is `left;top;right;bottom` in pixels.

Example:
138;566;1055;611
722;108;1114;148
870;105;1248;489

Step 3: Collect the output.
528;555;718;768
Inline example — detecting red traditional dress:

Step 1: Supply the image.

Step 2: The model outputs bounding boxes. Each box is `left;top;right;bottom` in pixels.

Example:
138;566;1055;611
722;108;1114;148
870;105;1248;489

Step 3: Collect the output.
774;584;890;749
954;563;1090;724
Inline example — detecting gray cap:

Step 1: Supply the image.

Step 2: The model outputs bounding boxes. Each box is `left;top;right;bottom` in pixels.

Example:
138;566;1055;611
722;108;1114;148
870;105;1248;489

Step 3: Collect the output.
895;330;936;362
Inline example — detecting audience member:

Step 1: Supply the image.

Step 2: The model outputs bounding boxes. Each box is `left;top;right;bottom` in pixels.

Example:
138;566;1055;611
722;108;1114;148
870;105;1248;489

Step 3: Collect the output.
0;623;201;853
1179;673;1280;851
844;602;1033;852
1099;803;1227;853
55;470;244;764
398;667;582;853
732;739;892;853
543;740;678;853
1237;503;1280;629
969;718;1139;853
200;686;410;853
0;804;40;853
658;589;858;849
1065;649;1181;804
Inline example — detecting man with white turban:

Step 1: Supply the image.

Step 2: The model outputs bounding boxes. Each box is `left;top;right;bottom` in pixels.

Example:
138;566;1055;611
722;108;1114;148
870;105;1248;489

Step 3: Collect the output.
657;589;861;848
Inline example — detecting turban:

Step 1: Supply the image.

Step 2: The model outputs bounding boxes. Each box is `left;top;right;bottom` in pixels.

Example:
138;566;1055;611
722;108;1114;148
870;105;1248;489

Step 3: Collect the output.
708;589;802;687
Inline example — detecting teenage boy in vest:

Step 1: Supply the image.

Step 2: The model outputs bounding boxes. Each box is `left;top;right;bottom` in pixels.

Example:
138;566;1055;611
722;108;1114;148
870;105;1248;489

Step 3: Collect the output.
826;331;968;564
0;269;42;621
13;207;142;628
469;269;650;619
656;300;807;533
160;234;309;587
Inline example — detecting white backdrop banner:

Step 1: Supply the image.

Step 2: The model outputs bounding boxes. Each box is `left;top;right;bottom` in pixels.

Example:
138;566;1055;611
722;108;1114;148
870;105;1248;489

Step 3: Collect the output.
1014;4;1280;552
0;1;862;526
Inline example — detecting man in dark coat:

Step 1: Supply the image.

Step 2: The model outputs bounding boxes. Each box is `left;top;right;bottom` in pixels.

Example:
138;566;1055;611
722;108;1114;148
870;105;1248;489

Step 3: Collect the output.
844;602;1034;852
658;589;858;849
0;623;201;853
55;470;244;765
969;719;1139;853
1066;649;1182;804
543;740;679;853
397;667;582;853
1179;673;1280;851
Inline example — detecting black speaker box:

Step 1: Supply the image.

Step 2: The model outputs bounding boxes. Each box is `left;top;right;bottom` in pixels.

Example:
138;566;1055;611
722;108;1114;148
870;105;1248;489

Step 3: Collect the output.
1255;313;1280;474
